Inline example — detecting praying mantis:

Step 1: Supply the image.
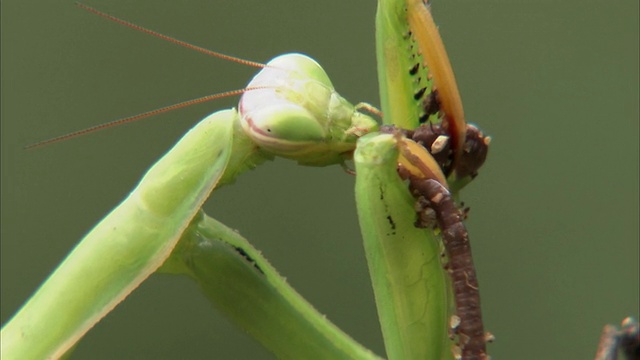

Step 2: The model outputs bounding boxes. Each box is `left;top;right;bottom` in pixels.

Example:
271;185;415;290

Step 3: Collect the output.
2;0;490;359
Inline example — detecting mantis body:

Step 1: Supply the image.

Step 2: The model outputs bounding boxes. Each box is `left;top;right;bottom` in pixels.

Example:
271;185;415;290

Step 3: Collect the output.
2;1;490;359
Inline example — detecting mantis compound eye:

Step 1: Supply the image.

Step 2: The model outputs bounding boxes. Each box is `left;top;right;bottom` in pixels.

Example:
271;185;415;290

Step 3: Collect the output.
240;101;327;153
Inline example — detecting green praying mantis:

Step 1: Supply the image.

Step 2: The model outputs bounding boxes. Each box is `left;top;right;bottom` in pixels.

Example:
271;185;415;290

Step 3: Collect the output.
2;0;491;359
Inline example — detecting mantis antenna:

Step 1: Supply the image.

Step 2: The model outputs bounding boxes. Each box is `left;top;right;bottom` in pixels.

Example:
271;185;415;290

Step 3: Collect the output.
26;4;280;149
28;4;380;169
75;3;266;69
24;88;274;149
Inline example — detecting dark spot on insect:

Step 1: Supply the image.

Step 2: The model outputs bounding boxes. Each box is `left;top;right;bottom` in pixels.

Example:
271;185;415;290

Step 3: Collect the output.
386;215;396;230
266;128;271;132
378;184;385;200
233;245;264;275
409;63;420;76
422;90;440;118
414;87;427;100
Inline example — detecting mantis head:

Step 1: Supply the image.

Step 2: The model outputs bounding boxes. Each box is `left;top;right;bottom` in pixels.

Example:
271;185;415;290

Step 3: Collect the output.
239;53;379;166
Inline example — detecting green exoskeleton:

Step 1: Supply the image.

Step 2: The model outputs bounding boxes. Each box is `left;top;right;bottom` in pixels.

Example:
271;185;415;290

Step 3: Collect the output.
2;41;379;360
2;0;490;359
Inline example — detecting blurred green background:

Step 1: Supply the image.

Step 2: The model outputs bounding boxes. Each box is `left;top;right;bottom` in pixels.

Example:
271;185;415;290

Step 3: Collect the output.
2;1;638;359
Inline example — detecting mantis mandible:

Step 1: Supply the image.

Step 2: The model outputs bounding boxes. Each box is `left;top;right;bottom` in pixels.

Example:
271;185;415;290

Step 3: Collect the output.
2;1;491;359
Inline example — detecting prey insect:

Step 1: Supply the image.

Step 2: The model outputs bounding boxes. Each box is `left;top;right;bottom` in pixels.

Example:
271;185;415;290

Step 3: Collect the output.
409;178;487;359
